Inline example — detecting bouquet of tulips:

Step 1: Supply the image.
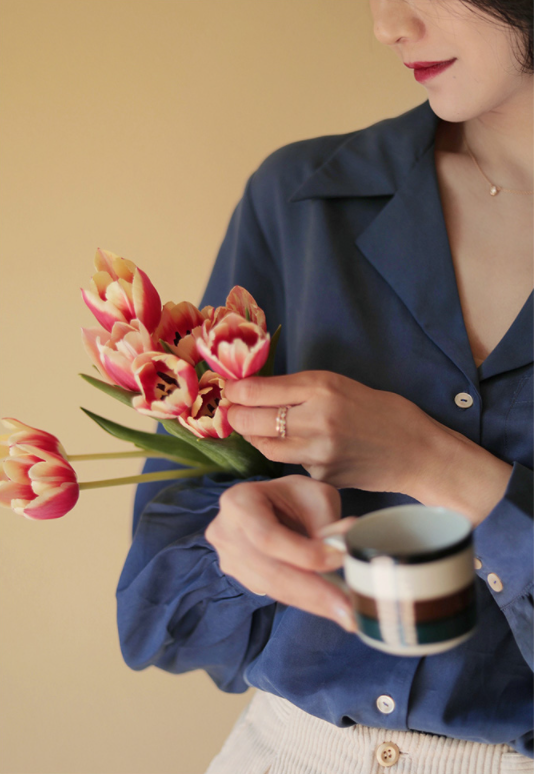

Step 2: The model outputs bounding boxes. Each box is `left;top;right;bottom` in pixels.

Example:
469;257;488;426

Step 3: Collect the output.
0;249;281;521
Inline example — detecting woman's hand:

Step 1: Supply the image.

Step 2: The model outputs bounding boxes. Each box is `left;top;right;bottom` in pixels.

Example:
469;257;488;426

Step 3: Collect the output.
225;371;438;494
205;475;358;633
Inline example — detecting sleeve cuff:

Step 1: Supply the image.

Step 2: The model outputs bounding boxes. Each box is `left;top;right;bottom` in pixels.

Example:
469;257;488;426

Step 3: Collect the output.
473;461;533;608
207;535;277;607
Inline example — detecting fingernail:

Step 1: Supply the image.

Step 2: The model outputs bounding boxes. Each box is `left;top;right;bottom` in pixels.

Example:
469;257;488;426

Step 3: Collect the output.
317;523;343;538
334;605;357;633
324;545;345;569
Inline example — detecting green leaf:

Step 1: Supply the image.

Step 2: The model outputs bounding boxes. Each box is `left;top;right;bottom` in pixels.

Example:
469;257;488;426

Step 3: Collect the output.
80;373;138;407
159;339;176;355
194;360;211;379
198;432;281;478
161;419;280;478
160;418;241;475
258;324;282;377
80;408;217;467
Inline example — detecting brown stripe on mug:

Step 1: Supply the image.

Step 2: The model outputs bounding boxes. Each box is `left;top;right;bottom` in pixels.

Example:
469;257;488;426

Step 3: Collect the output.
348;583;475;623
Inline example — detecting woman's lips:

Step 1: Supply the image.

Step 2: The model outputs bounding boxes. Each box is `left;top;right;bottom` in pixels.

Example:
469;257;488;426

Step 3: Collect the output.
405;59;456;83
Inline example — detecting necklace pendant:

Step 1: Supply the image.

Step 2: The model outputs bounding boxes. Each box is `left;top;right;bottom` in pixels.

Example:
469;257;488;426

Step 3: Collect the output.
489;185;499;196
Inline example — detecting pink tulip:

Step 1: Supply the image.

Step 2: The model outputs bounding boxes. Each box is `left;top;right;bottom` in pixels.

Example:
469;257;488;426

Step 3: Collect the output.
0;419;79;520
195;313;270;380
132;353;199;419
81;248;162;334
0;419;65;454
81;319;157;392
155;301;212;365
178;371;233;439
225;286;267;332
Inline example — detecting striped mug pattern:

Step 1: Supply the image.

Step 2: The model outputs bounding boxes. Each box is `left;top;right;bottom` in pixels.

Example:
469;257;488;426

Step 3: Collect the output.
323;505;476;656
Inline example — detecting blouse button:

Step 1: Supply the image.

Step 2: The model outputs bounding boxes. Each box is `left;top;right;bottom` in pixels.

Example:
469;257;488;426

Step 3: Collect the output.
487;573;503;592
474;558;482;570
376;695;396;714
454;392;474;409
376;742;400;767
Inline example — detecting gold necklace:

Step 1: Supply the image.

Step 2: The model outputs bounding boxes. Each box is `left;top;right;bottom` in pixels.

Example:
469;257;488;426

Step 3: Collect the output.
463;135;534;197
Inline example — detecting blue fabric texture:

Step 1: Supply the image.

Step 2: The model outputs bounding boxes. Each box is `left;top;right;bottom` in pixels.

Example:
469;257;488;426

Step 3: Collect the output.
116;100;533;757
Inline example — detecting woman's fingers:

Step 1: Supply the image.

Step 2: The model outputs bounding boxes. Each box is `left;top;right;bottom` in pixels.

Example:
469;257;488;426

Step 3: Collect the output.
224;373;318;407
219;479;344;572
228;402;319;440
208;477;358;632
227;405;284;438
237;549;357;633
212;522;356;633
314;516;359;539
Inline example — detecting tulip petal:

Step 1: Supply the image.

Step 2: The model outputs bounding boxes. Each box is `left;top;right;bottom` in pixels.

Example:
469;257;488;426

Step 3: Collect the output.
94;248;119;276
213;400;233;438
2;418;57;444
3;458;34;484
0;481;33;507
91;270;113;299
106;279;135;320
14;444;68;466
173;334;202;366
194;339;237;379
98;348;140;392
226;286;267;331
243;338;271;377
111;255;136;282
132;353;198;418
132;268;162;334
29;460;77;483
20;482;79;520
178;415;218;439
81;288;128;332
83;321;157;391
81;328;114;384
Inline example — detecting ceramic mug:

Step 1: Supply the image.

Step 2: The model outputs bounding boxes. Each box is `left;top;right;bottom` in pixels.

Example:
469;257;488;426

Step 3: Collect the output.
322;504;477;656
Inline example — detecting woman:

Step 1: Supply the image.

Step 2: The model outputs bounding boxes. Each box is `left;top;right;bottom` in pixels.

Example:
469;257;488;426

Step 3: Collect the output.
117;1;533;771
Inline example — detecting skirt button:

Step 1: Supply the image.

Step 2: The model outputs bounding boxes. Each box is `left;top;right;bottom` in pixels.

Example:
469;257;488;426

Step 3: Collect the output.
376;741;400;767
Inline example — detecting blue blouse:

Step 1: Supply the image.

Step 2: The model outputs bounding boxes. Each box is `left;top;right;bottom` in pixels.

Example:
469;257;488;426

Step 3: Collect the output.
116;100;533;757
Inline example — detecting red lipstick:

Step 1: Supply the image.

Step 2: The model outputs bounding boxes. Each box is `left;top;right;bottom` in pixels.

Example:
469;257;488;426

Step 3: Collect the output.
404;59;456;83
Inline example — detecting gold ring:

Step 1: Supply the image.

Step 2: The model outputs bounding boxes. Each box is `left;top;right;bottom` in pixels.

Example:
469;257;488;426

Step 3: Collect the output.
275;405;289;438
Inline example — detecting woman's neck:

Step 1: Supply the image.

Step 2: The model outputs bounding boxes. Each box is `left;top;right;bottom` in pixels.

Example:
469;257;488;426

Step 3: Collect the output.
439;79;534;192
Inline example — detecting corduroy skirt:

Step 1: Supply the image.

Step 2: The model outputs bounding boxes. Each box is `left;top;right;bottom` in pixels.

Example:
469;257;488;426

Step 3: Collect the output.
205;689;533;774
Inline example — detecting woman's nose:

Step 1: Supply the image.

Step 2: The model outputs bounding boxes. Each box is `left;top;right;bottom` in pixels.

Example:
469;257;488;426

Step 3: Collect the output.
370;0;424;47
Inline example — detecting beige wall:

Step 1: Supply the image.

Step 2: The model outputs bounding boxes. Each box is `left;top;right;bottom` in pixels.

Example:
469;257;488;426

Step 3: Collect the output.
0;2;424;772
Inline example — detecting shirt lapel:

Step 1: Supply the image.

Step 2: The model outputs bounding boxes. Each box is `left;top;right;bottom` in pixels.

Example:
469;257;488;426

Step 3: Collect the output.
478;292;533;381
354;141;479;388
288;99;533;385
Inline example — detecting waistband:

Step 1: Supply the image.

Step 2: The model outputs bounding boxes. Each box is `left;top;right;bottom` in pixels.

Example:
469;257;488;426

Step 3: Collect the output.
205;689;534;774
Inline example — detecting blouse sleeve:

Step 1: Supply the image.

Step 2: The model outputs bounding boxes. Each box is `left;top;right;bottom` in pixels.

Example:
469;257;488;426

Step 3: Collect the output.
116;475;277;692
472;462;533;670
116;172;285;692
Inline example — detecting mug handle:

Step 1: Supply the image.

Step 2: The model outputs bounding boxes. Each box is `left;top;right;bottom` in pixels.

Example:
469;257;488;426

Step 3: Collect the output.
320;534;352;594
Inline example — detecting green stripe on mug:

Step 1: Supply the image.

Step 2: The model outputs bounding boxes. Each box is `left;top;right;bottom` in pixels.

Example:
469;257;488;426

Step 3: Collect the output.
356;603;477;646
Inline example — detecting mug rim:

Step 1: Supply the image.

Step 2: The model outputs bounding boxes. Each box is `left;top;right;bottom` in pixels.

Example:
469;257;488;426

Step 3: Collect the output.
344;504;473;565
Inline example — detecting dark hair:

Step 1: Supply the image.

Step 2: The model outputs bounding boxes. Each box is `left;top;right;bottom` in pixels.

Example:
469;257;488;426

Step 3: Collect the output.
461;0;533;74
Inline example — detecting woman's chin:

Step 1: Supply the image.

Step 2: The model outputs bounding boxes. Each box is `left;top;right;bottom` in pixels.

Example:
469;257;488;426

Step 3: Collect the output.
425;92;484;125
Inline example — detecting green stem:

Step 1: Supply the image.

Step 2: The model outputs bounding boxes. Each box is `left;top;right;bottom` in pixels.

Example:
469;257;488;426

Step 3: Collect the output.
67;451;176;462
78;466;220;491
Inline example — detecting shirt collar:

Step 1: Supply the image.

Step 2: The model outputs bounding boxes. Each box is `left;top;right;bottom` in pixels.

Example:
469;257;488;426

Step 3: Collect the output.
287;99;533;382
288;100;439;202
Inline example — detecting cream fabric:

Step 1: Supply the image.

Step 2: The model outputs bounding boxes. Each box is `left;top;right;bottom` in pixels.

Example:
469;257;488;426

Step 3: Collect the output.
205;689;533;774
